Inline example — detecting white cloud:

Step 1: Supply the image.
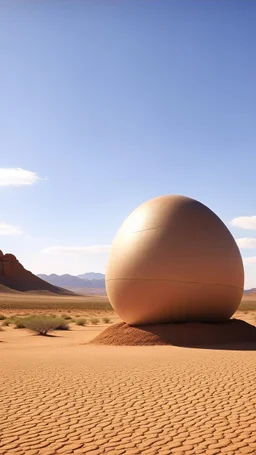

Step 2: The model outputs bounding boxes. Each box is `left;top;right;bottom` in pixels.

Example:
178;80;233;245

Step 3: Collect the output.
0;223;23;236
243;256;256;265
235;238;256;248
230;216;256;230
0;168;40;186
41;245;111;255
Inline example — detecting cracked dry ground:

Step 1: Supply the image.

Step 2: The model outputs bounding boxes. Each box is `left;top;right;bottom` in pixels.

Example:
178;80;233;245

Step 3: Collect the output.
1;344;256;455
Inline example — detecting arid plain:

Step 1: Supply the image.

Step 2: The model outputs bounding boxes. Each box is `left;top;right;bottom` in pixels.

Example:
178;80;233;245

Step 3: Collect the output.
1;293;256;455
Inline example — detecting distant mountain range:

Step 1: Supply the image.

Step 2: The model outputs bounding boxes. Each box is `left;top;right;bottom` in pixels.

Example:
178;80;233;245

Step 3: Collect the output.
244;288;256;295
37;272;106;295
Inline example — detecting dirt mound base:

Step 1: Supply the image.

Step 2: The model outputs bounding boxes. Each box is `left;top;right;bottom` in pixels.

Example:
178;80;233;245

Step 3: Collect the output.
91;319;256;349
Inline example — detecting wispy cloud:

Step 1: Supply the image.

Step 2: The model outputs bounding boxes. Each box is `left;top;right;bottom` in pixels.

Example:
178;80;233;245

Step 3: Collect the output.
231;216;256;230
235;237;256;248
0;223;23;236
41;245;111;255
243;256;256;264
0;168;40;186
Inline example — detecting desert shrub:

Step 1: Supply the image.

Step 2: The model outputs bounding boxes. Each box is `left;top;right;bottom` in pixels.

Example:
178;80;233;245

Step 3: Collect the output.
22;315;68;335
2;319;12;326
14;319;26;329
0;314;6;320
90;317;100;325
76;318;87;326
102;317;112;324
62;314;72;320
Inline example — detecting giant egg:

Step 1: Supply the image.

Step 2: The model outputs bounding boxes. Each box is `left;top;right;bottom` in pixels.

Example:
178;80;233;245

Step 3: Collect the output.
106;195;244;324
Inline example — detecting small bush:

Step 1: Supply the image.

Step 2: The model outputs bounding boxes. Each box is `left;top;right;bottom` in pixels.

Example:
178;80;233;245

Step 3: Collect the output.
62;314;72;320
2;319;12;326
22;315;69;336
102;317;112;324
90;317;100;325
14;319;26;329
76;318;87;326
0;314;6;320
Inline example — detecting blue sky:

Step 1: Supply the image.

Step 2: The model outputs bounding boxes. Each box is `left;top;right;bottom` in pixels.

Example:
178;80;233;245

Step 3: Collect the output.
0;0;256;287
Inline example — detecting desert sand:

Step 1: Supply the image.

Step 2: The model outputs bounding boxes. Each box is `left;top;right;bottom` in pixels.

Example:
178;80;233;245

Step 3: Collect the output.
0;297;256;455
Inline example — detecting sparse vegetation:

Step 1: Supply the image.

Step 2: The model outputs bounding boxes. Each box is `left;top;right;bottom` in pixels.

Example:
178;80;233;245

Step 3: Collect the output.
2;319;12;326
0;294;112;312
0;314;6;320
62;314;72;320
22;315;69;336
238;300;256;312
102;317;112;324
14;319;26;329
90;317;100;325
76;318;87;326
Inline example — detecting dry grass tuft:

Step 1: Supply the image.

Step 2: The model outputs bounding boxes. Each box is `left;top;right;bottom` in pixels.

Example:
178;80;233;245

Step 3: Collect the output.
76;318;87;326
90;317;100;325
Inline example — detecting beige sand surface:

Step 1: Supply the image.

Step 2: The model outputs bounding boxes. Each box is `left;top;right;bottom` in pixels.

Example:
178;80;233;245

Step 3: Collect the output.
1;313;256;455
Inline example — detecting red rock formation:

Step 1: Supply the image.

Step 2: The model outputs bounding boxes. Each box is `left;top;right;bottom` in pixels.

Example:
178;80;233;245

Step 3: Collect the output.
0;251;75;295
0;253;24;278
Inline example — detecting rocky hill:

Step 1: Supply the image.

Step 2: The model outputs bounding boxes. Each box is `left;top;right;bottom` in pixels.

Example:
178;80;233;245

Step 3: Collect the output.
0;251;75;295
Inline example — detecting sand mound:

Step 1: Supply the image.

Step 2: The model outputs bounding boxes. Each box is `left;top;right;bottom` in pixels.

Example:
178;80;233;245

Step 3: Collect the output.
91;319;256;349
